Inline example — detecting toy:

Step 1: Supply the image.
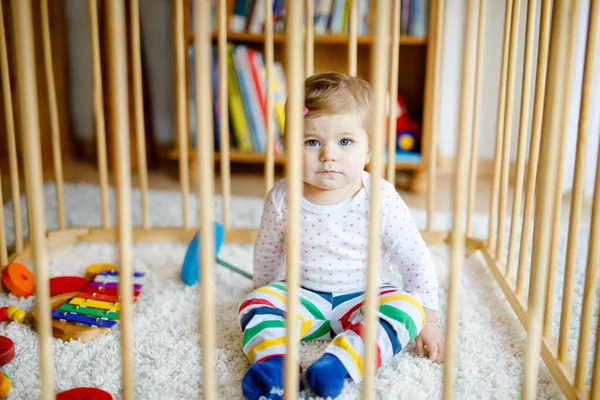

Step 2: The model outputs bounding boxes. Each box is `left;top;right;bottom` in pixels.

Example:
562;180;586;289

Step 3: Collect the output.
0;306;25;324
1;263;34;298
0;336;14;398
0;336;14;366
30;270;144;343
85;263;117;280
56;387;112;399
386;92;421;154
49;276;90;297
181;222;252;286
0;373;9;398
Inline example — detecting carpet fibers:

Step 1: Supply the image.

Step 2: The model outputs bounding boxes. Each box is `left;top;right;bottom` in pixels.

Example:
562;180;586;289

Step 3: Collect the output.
0;182;596;399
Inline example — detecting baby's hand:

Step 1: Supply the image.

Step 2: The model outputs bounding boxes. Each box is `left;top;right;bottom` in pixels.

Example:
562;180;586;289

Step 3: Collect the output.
415;322;444;363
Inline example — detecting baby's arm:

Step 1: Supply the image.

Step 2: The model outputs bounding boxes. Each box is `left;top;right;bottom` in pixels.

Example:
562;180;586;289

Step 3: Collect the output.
381;183;439;314
252;188;286;288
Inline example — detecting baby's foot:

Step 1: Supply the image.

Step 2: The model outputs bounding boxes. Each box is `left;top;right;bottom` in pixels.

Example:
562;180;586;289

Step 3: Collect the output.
242;356;304;399
306;353;349;399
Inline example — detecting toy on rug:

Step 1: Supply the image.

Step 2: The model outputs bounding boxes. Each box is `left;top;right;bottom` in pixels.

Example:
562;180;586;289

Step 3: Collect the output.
0;336;14;398
181;222;252;285
49;276;90;297
56;386;112;399
1;263;34;298
30;270;144;343
0;306;26;324
85;263;117;280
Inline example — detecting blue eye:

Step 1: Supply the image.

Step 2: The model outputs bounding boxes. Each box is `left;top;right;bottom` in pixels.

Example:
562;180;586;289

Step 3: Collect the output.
305;139;320;147
340;138;352;146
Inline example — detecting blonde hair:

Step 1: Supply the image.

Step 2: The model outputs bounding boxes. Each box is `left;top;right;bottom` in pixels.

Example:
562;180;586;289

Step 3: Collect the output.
303;72;373;134
283;72;373;138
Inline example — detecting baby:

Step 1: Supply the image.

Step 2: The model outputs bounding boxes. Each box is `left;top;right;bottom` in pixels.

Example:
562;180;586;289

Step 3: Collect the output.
238;72;444;400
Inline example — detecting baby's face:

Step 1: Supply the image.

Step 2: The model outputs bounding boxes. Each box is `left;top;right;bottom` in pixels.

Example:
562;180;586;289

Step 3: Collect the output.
302;112;370;192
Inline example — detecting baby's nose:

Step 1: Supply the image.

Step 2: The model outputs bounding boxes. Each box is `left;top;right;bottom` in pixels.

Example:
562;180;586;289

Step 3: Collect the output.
320;146;338;161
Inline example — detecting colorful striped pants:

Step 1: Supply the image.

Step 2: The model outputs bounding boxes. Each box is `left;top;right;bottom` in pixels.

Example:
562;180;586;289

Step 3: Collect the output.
238;282;426;383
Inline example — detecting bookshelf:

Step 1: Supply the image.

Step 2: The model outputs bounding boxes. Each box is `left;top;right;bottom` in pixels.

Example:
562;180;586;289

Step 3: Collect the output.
174;0;437;192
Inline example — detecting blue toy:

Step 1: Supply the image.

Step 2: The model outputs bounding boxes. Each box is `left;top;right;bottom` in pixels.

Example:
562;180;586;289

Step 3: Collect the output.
181;222;252;285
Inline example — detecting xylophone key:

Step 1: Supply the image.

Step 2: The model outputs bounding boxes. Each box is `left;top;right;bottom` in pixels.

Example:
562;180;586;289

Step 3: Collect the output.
69;297;120;312
57;304;120;321
89;282;142;291
51;310;118;329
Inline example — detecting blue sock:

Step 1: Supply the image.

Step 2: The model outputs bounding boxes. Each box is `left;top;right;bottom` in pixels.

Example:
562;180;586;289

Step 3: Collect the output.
306;353;349;399
242;356;303;400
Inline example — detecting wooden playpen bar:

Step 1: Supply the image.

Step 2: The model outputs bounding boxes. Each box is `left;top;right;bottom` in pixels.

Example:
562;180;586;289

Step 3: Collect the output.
0;0;599;399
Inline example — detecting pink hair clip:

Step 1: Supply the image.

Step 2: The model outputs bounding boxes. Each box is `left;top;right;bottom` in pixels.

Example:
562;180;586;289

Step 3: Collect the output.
303;106;309;116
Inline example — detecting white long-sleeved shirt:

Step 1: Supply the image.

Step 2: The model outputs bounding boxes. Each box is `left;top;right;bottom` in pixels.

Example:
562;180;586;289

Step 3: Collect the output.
252;170;439;311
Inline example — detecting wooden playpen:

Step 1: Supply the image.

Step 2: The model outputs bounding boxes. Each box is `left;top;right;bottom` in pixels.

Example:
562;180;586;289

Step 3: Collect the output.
0;0;599;398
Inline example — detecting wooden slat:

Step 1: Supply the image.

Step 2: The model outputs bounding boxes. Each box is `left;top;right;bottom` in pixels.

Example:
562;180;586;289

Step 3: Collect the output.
0;1;23;252
305;0;314;76
362;0;391;397
386;0;401;184
194;0;217;398
11;1;55;397
217;0;231;228
505;0;539;278
487;0;515;254
105;1;135;398
41;0;66;230
521;1;573;398
466;0;487;236
263;0;275;195
442;0;478;397
496;0;522;264
130;0;150;229
347;0;357;76
89;0;110;229
423;0;445;232
283;0;304;398
515;0;552;295
558;0;599;363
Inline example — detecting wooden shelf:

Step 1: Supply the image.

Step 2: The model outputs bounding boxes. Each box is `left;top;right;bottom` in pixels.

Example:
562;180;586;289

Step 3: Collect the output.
186;32;427;46
168;148;422;170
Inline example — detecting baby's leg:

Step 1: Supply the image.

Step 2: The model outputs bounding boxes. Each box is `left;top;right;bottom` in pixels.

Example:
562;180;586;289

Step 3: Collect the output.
306;284;425;398
238;282;332;399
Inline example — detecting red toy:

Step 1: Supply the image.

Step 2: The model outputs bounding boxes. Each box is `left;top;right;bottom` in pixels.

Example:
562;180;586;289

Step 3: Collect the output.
56;387;112;400
386;92;421;153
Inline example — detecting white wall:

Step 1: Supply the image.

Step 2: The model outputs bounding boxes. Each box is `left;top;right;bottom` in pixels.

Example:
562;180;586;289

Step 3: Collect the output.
437;0;599;197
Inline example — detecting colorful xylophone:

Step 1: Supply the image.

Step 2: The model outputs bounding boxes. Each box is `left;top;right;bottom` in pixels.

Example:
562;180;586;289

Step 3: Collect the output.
31;270;145;343
51;270;144;329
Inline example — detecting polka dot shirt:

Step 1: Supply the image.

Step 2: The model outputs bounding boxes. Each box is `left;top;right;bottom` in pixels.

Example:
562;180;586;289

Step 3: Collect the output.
252;171;439;311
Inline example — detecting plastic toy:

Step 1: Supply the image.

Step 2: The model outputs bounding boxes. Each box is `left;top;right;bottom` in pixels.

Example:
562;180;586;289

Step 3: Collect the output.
0;373;10;398
56;387;112;399
386;92;421;154
0;336;14;366
30;270;144;343
85;263;117;280
0;336;14;398
181;222;252;286
50;276;91;297
0;306;25;324
1;263;34;298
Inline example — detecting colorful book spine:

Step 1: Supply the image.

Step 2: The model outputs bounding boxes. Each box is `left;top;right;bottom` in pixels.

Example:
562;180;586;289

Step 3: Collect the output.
227;44;253;152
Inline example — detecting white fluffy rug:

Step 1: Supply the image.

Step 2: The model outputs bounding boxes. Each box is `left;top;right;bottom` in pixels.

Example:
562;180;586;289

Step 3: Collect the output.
0;182;595;399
